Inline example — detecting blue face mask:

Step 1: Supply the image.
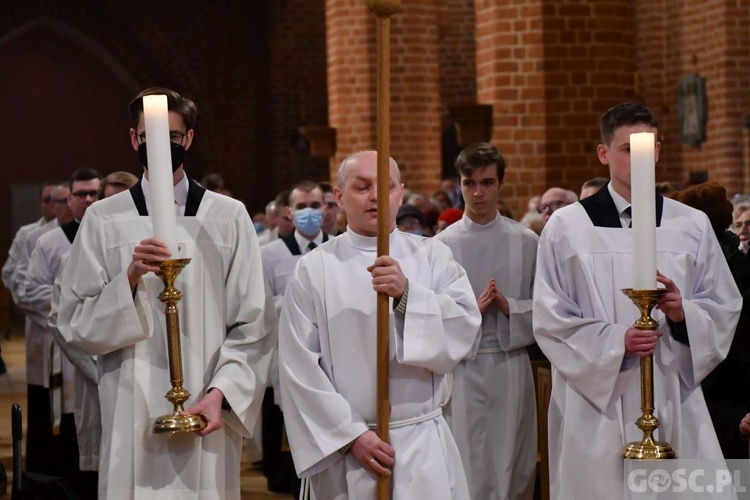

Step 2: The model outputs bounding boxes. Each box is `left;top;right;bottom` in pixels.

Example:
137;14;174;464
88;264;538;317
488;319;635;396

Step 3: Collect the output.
406;229;423;236
293;207;323;236
253;222;267;234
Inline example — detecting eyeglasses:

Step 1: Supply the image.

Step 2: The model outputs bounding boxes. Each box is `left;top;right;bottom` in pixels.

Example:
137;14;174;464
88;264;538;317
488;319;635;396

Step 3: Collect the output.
71;190;99;201
136;131;187;145
52;198;68;205
537;200;569;214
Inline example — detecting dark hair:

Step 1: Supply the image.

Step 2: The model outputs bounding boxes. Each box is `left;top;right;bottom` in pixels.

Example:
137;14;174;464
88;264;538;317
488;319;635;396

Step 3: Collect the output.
275;190;290;209
201;173;225;192
674;181;733;240
581;177;609;190
599;103;659;145
455;142;506;182
288;180;322;205
128;87;198;131
69;168;100;190
318;181;333;194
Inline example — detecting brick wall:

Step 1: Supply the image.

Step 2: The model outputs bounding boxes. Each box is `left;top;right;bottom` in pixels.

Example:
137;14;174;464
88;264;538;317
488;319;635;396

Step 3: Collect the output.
476;0;547;214
475;0;643;215
636;0;750;195
438;0;477;123
326;1;443;194
542;0;635;190
269;0;330;197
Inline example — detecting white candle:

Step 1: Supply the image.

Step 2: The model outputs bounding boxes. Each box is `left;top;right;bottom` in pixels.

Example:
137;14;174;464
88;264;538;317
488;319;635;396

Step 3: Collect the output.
630;132;656;290
143;95;179;256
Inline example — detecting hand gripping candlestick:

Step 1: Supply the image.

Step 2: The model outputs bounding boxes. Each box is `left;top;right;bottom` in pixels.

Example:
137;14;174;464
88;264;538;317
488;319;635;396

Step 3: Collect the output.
623;131;674;459
621;288;674;459
142;95;206;433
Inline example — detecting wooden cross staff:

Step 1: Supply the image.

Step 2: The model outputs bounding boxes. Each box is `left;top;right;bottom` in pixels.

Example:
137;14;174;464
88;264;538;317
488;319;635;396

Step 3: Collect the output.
367;1;401;498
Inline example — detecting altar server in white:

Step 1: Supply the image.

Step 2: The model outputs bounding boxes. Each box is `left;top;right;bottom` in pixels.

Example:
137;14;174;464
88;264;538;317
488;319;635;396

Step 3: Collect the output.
12;183;70;474
436;142;537;500
56;87;276;499
1;182;56;290
279;150;481;499
23;168;100;497
533;102;742;499
260;179;329;494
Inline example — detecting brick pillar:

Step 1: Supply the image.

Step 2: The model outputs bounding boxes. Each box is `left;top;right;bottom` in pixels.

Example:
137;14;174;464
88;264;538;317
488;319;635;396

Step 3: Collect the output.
326;1;442;193
476;0;635;215
475;0;547;214
543;0;634;190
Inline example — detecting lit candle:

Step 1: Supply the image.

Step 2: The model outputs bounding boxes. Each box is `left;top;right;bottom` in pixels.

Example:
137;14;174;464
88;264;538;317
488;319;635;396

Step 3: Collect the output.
143;95;179;256
630;132;656;290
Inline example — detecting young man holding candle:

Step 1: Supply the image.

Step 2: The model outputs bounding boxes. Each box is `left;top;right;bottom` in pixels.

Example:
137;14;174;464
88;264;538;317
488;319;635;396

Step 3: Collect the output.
532;102;742;499
56;87;277;499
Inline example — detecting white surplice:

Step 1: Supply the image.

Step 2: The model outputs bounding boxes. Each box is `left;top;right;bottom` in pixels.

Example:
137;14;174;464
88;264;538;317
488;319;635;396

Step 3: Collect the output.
436;213;537;500
21;226;76;412
56;183;277;499
533;198;742;500
279;229;481;500
2;217;44;290
10;218;59;388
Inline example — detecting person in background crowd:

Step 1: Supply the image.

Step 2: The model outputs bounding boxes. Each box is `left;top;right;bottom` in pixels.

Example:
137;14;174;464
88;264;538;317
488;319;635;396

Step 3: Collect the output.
732;206;750;254
435;207;463;234
579;177;608;200
396;204;425;236
537;187;577;224
675;182;750;459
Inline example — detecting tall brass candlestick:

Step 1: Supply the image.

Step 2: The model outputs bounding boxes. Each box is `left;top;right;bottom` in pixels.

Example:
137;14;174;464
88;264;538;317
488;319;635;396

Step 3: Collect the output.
621;288;675;459
150;258;208;433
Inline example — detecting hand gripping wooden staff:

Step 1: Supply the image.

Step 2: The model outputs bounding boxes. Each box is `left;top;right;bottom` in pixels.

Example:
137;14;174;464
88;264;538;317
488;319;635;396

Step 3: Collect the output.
367;1;401;498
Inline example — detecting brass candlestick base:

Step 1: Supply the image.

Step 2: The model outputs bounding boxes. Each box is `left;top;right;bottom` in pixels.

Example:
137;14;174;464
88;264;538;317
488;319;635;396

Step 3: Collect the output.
621;288;675;459
149;258;208;434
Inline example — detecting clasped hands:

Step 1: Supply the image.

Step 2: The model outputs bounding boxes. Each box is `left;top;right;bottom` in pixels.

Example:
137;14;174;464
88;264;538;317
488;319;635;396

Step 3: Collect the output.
625;272;685;357
477;278;509;315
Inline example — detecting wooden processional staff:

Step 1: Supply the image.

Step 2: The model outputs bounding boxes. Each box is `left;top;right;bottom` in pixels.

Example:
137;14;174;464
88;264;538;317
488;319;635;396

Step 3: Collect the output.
367;1;401;499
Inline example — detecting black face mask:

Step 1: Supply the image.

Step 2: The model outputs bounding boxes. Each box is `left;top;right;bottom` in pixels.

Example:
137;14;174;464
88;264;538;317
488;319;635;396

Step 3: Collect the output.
138;142;185;173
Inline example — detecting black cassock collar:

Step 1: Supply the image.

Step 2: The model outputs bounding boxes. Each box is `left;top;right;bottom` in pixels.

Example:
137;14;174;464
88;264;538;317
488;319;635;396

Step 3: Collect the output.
280;231;329;256
130;176;206;217
579;182;664;228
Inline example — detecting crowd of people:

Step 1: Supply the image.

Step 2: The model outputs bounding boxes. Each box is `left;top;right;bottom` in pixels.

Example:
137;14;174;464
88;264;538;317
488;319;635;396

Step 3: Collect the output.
1;91;748;500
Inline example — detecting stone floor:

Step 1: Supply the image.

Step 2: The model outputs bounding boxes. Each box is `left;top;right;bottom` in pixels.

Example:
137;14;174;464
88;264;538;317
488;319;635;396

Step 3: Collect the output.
0;321;292;499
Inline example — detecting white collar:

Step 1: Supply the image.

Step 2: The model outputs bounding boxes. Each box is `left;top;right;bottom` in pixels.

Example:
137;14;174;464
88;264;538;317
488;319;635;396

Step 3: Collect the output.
607;182;630;215
141;172;190;209
295;230;323;252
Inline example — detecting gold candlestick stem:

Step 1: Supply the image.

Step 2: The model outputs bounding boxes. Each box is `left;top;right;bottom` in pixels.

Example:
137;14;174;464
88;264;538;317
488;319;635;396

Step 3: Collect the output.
621;288;675;459
149;258;207;433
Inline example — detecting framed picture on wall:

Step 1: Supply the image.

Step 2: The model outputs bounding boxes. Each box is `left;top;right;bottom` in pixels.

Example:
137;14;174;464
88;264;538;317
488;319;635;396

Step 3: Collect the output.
678;74;708;147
